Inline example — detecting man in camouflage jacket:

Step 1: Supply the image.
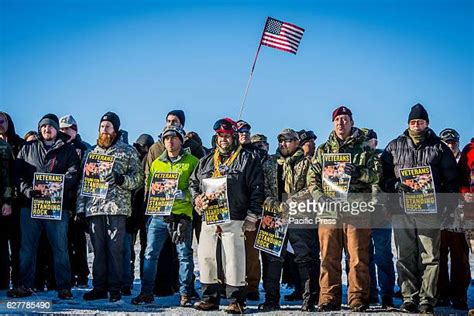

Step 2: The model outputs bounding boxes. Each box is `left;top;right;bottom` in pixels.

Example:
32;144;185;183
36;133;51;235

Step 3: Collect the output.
76;112;143;302
259;128;319;312
308;106;381;312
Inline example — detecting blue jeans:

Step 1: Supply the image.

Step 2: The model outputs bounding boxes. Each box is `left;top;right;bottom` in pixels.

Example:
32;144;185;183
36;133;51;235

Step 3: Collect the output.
18;208;71;290
369;228;395;298
141;217;194;296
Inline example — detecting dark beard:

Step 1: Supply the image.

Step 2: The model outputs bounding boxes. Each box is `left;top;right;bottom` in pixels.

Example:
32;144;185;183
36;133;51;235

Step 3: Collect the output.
97;132;116;148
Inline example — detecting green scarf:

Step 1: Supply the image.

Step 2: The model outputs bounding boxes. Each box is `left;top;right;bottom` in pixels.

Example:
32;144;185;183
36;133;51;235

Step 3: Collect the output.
408;128;428;146
276;149;305;194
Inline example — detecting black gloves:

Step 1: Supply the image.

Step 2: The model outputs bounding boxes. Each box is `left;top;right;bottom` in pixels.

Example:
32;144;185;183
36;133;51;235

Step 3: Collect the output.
105;172;125;186
165;214;190;244
344;163;361;179
26;189;43;199
395;181;413;193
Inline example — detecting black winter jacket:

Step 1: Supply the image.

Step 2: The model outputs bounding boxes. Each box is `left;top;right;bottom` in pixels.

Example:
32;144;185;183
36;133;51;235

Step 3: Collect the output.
15;133;80;210
381;129;458;212
0;112;25;158
189;147;264;220
242;143;268;165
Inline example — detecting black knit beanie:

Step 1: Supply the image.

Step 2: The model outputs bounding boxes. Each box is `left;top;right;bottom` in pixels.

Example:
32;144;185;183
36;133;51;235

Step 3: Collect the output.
408;103;429;123
38;113;60;131
100;112;121;132
167;110;185;127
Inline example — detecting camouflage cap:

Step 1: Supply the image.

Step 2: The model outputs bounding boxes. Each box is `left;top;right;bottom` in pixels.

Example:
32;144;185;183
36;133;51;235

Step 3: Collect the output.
278;128;299;141
250;134;268;144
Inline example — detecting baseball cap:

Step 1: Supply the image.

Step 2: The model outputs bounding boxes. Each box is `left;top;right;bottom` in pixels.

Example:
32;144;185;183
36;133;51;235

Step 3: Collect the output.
59;114;77;129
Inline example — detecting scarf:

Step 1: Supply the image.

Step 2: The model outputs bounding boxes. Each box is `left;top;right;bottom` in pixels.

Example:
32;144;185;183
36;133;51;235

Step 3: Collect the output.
212;145;242;177
408;128;428;146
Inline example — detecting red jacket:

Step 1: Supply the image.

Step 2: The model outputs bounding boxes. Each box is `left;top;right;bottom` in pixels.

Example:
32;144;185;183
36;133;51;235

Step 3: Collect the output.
459;138;474;194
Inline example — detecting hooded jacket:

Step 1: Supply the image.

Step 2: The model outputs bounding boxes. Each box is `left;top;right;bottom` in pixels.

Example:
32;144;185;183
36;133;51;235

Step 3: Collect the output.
15;133;81;211
0;112;25;158
189;147;264;220
0;139;13;206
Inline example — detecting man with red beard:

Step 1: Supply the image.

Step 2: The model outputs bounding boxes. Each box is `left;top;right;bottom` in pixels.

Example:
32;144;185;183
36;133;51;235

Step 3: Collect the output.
76;112;143;302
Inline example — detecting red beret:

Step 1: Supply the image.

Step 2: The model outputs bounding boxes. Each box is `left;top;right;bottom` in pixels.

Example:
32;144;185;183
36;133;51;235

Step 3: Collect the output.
332;106;352;121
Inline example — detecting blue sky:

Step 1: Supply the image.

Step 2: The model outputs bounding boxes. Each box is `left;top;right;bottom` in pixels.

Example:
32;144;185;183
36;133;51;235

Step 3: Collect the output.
1;0;472;151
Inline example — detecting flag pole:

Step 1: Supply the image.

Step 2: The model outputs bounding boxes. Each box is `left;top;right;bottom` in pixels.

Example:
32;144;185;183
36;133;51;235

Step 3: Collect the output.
238;18;268;120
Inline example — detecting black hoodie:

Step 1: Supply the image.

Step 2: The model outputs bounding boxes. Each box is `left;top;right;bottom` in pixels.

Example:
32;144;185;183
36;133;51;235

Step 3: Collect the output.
0;112;25;158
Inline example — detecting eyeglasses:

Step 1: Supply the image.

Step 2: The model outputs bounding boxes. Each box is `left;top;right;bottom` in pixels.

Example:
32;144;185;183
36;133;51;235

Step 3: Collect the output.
238;128;250;134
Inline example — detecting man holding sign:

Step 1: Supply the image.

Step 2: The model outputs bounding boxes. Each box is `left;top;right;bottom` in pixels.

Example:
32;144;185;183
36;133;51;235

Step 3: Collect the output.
132;126;198;307
8;114;80;300
76;112;143;302
381;103;458;314
308;106;381;312
189;118;263;314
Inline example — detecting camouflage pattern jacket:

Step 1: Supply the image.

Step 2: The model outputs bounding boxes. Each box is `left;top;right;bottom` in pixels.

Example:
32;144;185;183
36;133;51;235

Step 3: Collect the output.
273;148;312;201
308;128;381;210
76;139;144;217
262;152;278;200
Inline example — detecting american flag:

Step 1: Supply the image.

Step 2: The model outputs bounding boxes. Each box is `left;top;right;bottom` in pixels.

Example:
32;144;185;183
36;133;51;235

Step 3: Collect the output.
260;17;305;55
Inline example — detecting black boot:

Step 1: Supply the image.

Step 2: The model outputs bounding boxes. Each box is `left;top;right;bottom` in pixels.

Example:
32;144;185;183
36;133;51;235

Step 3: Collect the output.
262;255;283;307
258;301;281;311
7;285;33;298
298;262;318;312
381;295;394;308
83;288;108;301
284;289;302;301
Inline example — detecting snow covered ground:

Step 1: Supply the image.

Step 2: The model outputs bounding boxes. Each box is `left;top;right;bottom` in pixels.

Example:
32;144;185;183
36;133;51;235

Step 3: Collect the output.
0;235;473;315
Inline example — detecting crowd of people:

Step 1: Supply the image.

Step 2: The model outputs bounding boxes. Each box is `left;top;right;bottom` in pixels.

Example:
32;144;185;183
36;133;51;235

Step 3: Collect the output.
0;104;472;314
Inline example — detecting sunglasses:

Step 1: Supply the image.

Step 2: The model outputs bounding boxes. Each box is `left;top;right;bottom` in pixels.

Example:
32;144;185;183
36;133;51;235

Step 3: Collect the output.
278;138;295;144
213;119;236;132
238;128;250;134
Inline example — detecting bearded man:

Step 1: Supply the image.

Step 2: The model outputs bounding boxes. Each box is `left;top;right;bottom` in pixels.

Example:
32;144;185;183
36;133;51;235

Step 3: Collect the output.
76;112;143;302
